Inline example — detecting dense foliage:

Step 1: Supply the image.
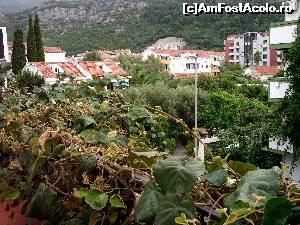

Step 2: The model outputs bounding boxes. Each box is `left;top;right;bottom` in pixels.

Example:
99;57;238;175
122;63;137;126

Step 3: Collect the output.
83;51;102;61
27;15;36;62
11;28;26;74
34;14;45;62
281;20;300;155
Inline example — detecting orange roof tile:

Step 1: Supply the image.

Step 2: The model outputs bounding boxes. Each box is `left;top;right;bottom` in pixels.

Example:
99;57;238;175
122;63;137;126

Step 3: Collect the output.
44;47;65;53
34;62;56;78
105;62;128;76
254;66;280;76
78;61;104;77
57;62;85;77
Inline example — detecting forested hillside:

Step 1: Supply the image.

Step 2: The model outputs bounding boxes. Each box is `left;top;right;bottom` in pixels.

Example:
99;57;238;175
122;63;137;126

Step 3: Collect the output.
6;0;284;54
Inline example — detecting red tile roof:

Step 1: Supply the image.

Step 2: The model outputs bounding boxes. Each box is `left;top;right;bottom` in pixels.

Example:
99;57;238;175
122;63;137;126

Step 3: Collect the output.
34;62;56;78
106;61;128;76
78;61;104;77
254;66;280;76
57;62;85;77
44;47;65;53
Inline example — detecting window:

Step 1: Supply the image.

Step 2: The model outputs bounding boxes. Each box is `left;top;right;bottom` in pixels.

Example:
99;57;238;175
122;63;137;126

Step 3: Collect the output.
55;68;58;72
263;40;268;45
263;54;267;59
263;61;267;66
186;64;190;70
206;65;209;68
263;47;267;52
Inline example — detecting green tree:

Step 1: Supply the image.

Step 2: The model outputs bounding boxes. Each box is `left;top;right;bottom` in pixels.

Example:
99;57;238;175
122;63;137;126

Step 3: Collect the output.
254;51;262;66
281;19;300;153
16;70;45;91
11;28;26;75
34;14;45;62
27;15;36;62
83;51;102;61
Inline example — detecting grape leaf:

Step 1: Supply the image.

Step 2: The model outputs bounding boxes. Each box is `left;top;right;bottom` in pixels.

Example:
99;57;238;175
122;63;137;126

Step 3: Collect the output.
135;181;164;223
153;157;206;193
85;190;108;210
224;169;280;207
110;194;125;208
262;197;292;225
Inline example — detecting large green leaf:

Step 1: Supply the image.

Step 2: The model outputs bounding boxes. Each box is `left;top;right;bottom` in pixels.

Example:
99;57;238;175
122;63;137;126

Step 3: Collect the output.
203;168;228;186
154;194;196;225
110;194;125;208
153;157;206;193
135;181;164;223
288;206;300;225
126;106;151;121
75;116;96;132
227;160;256;176
85;190;108;210
2;191;20;201
80;129;107;144
224;169;280;207
262;197;292;225
25;183;58;220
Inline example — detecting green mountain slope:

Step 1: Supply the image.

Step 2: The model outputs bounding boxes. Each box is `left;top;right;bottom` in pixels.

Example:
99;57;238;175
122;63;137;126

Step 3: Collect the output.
7;0;284;54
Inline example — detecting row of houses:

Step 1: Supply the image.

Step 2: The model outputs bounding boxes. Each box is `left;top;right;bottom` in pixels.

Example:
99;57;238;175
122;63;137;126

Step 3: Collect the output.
142;49;224;78
24;61;129;85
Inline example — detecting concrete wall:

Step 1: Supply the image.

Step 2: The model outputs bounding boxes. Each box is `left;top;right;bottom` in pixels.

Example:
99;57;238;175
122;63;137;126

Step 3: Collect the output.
45;52;66;62
0;27;9;62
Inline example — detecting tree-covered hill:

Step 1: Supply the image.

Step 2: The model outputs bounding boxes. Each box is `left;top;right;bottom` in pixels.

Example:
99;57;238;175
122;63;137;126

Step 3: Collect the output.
6;0;284;54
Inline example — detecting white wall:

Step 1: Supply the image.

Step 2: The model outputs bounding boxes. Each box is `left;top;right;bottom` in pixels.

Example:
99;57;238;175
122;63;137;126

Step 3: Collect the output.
0;27;9;62
285;0;300;21
45;52;66;62
283;154;300;182
270;25;297;46
269;80;291;99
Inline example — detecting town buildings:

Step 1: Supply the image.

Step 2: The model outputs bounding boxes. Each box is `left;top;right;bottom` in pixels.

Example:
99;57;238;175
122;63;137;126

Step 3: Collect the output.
143;49;224;78
224;32;279;67
74;49;140;61
0;27;9;62
24;61;129;86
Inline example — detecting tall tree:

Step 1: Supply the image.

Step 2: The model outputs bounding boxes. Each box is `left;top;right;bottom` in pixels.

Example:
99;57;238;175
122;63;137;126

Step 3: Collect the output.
11;28;26;75
34;14;44;62
27;15;36;62
281;19;300;153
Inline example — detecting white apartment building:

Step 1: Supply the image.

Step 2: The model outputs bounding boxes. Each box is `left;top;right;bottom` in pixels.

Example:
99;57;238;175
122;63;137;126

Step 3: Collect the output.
143;49;224;78
0;27;9;62
225;32;279;67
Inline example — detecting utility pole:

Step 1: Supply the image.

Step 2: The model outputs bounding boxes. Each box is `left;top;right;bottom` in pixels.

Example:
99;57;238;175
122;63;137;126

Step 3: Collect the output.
194;55;198;157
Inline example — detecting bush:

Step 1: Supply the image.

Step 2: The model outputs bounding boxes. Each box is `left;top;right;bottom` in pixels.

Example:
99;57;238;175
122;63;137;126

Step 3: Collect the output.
15;70;45;91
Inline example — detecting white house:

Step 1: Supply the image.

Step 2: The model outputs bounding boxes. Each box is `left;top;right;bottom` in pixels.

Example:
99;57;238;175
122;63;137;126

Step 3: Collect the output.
7;43;66;63
142;49;224;78
44;47;66;62
0;27;9;62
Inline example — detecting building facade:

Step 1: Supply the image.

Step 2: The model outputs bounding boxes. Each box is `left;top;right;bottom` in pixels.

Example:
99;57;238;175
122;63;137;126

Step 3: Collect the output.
143;49;224;78
0;27;9;62
224;32;279;67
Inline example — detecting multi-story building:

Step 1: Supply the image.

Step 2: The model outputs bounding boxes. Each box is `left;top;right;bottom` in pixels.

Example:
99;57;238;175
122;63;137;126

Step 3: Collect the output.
0;27;9;62
142;49;224;78
265;0;300;181
224;32;278;67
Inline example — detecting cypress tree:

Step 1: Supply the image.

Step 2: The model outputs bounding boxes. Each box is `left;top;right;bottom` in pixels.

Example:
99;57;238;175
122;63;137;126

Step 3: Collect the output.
34;14;44;62
27;15;36;62
11;28;26;75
